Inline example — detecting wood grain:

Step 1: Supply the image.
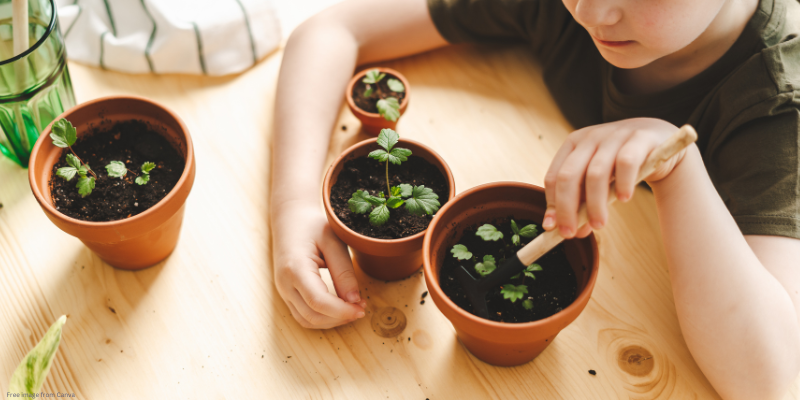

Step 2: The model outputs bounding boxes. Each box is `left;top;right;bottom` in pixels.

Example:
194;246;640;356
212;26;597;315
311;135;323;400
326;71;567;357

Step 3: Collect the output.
0;12;798;400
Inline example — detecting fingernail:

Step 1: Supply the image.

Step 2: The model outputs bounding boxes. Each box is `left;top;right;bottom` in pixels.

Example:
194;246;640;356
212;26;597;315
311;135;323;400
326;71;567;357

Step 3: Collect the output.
559;226;573;238
356;311;365;318
358;300;368;309
543;215;555;229
346;290;360;303
590;219;603;229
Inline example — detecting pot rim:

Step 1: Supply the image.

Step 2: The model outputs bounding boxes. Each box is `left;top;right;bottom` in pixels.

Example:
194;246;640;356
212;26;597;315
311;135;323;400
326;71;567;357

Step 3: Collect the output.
345;67;410;119
28;95;195;228
322;137;455;245
422;180;600;331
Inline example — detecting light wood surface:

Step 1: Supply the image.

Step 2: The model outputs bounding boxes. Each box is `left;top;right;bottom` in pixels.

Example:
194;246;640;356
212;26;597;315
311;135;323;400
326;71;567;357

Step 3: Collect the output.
2;14;799;400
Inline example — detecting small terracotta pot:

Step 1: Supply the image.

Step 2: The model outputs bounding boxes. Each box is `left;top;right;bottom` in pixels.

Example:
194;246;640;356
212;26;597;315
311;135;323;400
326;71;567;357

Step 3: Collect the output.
423;182;599;366
346;67;410;136
28;96;196;270
323;138;454;281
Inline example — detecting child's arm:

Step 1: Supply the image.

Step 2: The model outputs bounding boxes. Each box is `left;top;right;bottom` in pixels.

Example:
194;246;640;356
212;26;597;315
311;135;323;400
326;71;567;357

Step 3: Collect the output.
544;117;800;400
271;0;447;329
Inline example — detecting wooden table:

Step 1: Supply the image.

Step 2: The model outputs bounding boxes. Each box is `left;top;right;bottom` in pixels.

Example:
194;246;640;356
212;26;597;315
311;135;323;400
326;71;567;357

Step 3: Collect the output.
2;9;799;400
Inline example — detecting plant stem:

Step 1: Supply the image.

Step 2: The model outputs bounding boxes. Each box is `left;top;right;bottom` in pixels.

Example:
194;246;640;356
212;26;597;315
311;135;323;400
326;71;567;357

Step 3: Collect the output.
127;168;138;176
67;145;97;178
385;160;391;196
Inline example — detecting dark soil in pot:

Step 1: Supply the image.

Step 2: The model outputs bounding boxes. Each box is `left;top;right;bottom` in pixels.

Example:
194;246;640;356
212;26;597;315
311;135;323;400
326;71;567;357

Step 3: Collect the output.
330;156;449;239
352;72;406;114
440;217;578;323
49;120;185;222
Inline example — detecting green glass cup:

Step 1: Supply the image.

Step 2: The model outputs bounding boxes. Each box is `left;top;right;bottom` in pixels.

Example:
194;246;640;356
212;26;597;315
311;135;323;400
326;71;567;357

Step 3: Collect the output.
0;0;75;167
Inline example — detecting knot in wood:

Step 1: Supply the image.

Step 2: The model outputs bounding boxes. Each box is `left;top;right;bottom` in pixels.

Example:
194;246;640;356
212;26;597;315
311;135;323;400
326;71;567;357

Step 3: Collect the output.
370;307;407;338
617;346;654;377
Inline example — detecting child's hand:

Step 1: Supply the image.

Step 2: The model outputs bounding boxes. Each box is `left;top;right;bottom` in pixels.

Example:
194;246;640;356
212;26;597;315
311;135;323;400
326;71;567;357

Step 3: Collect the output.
543;118;689;239
272;204;367;329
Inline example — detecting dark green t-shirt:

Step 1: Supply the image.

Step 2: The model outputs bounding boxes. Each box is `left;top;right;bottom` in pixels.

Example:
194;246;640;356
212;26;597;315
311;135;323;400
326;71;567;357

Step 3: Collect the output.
428;0;800;239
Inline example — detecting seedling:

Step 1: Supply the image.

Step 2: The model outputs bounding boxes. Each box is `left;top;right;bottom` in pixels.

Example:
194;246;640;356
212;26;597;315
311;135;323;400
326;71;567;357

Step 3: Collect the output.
53;118;156;197
450;220;543;308
474;255;496;277
500;284;528;303
347;129;440;226
136;162;156;185
362;69;385;97
360;68;405;122
51;119;97;197
510;219;538;246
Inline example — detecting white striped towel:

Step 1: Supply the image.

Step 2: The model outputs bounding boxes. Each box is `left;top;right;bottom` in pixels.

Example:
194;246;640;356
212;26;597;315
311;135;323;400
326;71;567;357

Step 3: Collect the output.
56;0;281;76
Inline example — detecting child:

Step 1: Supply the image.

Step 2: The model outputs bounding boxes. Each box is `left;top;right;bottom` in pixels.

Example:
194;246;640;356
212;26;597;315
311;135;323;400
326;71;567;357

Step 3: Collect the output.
270;0;800;398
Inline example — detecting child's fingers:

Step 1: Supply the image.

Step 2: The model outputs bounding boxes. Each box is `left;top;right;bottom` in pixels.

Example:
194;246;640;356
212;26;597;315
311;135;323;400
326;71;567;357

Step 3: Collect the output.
544;137;578;230
319;225;361;304
575;223;593;238
294;269;365;322
286;294;353;329
584;138;625;229
615;132;659;201
554;142;598;238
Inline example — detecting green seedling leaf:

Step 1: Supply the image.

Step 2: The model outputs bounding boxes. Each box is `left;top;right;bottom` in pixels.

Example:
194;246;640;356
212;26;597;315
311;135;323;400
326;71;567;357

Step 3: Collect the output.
66;153;81;169
8;315;67;395
511;220;521;245
141;161;156;174
404;185;440;216
476;224;503;241
348;190;373;214
451;244;472;260
511;273;520;279
387;196;404;209
368;149;389;162
522;299;533;310
362;69;385;84
387;78;405;92
501;284;528;303
78;163;90;175
387;147;411;165
369;204;390;226
519;224;538;238
50;119;77;148
77;176;95;197
135;174;150;185
364;85;374;98
106;161;127;178
56;165;78;181
474;255;496;277
524;264;541;280
390;186;402;197
398;183;413;198
376;97;400;122
376;129;399;152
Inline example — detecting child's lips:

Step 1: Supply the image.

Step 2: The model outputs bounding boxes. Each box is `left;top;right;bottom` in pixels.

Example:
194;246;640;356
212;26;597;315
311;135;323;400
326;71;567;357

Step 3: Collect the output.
593;36;635;47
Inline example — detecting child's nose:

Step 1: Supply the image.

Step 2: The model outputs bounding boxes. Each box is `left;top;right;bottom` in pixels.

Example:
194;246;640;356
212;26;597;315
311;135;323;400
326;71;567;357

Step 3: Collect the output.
573;0;623;28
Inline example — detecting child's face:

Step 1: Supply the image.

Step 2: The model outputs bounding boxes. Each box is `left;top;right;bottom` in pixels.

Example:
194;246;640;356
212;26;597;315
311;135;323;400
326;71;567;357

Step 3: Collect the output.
562;0;727;69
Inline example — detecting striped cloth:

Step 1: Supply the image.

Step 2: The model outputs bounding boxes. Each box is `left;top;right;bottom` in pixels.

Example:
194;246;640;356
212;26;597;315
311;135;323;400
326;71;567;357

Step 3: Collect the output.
56;0;281;76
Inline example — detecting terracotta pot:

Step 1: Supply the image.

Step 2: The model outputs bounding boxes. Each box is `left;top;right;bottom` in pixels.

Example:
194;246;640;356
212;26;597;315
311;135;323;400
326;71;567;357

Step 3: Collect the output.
423;182;599;366
323;138;454;281
28;96;196;270
346;67;410;136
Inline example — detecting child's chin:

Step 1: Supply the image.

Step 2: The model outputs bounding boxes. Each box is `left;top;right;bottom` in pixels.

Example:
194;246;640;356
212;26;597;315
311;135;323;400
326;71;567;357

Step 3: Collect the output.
597;50;653;70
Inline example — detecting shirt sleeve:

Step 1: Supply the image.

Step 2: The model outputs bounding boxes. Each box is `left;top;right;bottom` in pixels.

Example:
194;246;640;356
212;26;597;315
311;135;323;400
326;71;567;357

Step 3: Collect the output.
426;0;574;54
708;109;800;239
